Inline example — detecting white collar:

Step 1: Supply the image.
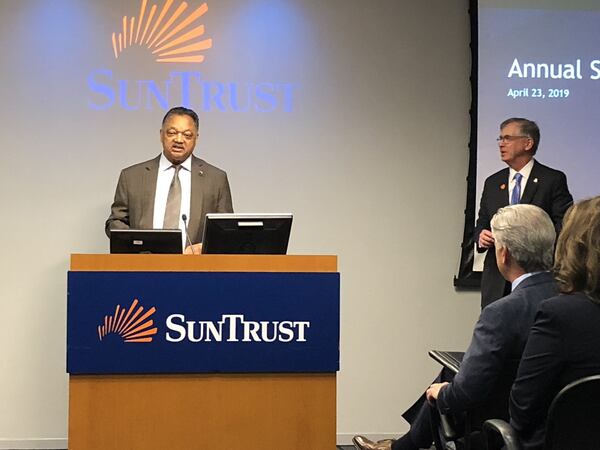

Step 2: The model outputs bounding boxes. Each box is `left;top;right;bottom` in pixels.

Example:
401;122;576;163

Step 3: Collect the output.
159;153;192;172
512;271;541;291
509;158;534;181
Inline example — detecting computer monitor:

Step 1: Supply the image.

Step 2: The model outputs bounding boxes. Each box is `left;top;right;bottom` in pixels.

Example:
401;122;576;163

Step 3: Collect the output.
201;213;292;254
110;229;183;254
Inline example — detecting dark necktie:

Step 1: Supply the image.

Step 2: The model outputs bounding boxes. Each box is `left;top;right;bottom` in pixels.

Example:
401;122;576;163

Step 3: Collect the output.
511;172;523;205
163;165;182;229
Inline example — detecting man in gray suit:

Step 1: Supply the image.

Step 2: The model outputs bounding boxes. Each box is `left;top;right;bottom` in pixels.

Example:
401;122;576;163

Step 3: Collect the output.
105;106;233;252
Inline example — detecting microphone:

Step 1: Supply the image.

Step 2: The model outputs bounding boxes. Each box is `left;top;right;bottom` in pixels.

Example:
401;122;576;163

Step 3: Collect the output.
181;214;195;254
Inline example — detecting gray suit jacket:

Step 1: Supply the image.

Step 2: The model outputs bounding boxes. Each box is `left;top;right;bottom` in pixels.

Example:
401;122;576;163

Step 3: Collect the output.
105;154;233;243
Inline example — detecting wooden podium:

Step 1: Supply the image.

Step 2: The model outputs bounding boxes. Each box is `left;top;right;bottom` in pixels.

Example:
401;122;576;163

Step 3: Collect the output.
68;254;338;450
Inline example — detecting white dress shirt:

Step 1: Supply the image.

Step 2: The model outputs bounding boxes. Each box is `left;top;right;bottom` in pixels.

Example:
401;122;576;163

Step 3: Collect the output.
153;154;192;246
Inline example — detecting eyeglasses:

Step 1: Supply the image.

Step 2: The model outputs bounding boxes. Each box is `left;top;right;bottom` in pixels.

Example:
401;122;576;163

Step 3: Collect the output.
496;135;530;143
165;129;196;141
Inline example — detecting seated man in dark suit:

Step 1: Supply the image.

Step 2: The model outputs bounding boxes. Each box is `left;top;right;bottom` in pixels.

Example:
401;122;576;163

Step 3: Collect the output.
353;204;558;450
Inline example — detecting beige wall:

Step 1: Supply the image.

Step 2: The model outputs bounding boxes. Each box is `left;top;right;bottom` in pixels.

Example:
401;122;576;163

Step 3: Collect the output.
0;1;479;447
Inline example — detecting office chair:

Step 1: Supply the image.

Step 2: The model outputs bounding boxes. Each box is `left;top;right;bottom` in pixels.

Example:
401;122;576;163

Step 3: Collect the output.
431;357;521;450
483;374;600;450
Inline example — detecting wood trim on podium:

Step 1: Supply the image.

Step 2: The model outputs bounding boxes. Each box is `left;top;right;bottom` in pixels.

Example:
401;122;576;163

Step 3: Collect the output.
70;253;337;272
68;254;338;450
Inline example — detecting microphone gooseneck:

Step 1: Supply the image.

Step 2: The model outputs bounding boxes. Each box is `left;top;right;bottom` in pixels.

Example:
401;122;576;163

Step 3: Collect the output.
182;214;195;254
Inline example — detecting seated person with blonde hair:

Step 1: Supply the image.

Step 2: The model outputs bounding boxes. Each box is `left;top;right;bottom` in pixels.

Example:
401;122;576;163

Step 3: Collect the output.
509;195;600;450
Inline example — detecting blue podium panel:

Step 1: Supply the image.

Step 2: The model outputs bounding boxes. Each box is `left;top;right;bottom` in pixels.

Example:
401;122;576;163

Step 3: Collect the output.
67;271;339;374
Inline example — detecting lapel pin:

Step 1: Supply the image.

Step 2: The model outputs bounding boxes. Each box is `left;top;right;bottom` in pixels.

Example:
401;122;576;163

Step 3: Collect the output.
199;170;204;176
500;183;506;190
533;178;538;183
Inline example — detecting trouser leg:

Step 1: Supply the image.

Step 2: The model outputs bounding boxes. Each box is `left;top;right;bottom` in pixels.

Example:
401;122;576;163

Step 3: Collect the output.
394;368;458;450
392;396;437;450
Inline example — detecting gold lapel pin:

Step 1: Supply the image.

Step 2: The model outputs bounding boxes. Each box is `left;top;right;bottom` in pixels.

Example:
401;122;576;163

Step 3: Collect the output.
500;183;506;190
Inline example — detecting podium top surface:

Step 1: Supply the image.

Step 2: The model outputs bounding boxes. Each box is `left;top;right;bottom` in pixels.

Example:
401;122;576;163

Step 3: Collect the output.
70;254;337;272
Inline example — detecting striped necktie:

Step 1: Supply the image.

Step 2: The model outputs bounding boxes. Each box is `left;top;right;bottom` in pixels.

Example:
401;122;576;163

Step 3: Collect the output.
511;172;523;205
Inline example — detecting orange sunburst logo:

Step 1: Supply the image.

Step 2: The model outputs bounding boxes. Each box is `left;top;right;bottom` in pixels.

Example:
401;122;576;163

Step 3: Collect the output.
111;0;213;64
98;299;158;343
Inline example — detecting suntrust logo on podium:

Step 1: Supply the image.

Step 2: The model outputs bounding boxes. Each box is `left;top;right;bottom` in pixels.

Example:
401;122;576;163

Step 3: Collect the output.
166;314;311;343
98;304;311;344
87;0;297;112
98;299;158;343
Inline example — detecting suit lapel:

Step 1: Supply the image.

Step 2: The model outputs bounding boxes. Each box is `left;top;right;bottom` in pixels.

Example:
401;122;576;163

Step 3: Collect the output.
139;156;160;229
492;168;510;210
188;156;205;240
520;160;540;205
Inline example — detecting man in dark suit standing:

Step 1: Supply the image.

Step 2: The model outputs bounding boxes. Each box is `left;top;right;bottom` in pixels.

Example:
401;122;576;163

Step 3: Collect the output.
105;106;233;253
353;205;558;450
475;117;572;308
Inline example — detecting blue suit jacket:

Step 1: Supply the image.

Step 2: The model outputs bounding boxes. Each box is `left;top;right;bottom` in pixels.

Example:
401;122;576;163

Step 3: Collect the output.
437;272;557;418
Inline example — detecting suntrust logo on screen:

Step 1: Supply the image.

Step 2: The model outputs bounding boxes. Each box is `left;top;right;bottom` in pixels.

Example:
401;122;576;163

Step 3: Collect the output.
87;0;297;112
88;70;296;112
111;1;212;64
98;299;158;343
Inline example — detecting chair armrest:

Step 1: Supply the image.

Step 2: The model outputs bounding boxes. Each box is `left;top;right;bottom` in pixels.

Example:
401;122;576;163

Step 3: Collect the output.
483;419;523;450
439;413;459;440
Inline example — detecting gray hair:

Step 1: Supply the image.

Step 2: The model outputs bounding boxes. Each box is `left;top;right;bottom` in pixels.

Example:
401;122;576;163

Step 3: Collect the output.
500;117;540;154
491;204;556;272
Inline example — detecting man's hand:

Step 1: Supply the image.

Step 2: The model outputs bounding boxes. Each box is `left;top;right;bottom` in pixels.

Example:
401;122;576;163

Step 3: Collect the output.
184;243;203;255
426;382;449;402
478;229;495;249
